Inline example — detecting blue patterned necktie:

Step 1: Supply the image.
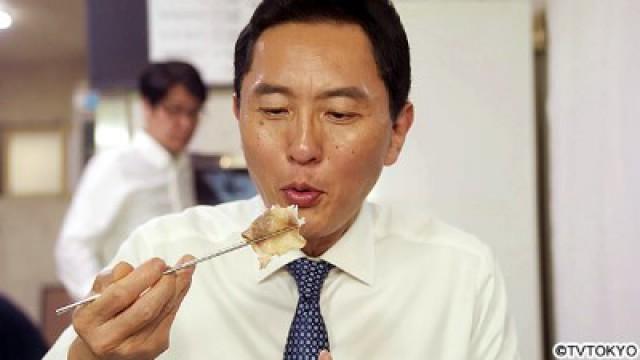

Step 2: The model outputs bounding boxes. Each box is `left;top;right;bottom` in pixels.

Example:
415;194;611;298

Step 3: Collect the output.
283;258;334;360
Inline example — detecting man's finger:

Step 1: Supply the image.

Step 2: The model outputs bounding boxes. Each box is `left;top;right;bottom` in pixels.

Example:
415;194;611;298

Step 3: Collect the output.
91;261;134;294
157;254;196;319
92;258;167;320
167;254;196;318
112;261;135;282
100;270;177;345
76;261;136;329
146;255;197;338
174;254;196;294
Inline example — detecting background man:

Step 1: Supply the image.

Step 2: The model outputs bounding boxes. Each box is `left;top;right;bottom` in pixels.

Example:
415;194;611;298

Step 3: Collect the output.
55;61;207;300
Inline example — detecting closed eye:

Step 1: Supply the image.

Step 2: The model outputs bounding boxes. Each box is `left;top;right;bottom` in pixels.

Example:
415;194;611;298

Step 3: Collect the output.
326;111;359;123
259;107;290;119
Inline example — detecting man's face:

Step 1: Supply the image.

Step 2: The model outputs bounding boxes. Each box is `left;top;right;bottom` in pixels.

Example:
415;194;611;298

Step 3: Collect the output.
235;22;413;250
145;84;202;155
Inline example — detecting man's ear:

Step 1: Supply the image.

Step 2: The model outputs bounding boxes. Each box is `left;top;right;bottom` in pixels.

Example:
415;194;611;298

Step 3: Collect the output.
142;98;152;114
232;93;241;121
141;98;154;127
384;102;414;166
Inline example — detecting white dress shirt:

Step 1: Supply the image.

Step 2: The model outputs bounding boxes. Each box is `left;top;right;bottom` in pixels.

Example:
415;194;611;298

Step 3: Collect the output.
46;197;519;359
55;131;195;300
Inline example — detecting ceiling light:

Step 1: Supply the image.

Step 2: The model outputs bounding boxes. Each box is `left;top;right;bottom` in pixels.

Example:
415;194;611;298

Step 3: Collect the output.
0;10;12;30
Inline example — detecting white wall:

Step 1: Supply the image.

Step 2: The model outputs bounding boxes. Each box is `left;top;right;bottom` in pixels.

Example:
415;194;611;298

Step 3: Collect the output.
547;0;640;342
188;88;241;155
0;59;86;123
372;2;542;359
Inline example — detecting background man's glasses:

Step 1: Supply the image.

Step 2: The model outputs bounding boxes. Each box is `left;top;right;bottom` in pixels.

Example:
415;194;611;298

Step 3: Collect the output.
160;103;202;120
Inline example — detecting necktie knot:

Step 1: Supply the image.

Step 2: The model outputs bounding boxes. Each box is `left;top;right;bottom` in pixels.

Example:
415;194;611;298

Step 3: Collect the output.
287;258;333;299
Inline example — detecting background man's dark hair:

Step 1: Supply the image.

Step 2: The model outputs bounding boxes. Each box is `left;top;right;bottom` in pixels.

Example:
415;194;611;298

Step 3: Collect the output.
139;61;208;106
234;0;411;122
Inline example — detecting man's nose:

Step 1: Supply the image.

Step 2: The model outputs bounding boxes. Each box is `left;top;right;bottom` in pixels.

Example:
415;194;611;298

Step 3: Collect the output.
286;112;322;166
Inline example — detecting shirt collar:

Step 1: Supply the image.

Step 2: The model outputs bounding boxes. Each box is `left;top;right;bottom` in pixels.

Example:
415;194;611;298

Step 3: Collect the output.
255;202;375;286
133;130;187;169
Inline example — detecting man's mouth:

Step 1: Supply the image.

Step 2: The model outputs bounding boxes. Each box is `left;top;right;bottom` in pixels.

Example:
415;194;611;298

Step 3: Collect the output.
281;183;324;208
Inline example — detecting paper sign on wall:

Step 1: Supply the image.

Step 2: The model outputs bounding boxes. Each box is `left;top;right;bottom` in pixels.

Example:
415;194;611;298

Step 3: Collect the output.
148;0;259;85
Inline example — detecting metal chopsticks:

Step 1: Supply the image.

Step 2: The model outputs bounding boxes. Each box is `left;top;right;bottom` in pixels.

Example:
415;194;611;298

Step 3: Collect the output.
55;226;297;316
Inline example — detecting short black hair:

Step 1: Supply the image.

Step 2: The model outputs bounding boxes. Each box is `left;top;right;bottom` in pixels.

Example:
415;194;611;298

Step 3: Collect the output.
233;0;411;122
139;61;208;106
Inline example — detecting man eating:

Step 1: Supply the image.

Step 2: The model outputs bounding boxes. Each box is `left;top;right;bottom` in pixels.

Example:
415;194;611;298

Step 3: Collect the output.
45;1;519;359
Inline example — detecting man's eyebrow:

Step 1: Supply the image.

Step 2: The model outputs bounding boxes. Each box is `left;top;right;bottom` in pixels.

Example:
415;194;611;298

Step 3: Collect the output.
251;83;369;101
317;87;369;101
252;83;293;97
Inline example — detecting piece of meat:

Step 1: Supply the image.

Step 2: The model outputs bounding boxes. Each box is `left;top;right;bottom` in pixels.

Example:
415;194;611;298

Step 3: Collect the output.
242;205;306;268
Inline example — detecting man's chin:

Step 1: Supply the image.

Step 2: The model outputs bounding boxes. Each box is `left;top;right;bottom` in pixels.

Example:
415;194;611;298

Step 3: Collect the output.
299;221;333;241
299;226;320;242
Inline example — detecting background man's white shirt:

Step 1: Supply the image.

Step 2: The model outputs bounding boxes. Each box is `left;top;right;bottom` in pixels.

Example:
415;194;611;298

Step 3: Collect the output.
55;131;195;300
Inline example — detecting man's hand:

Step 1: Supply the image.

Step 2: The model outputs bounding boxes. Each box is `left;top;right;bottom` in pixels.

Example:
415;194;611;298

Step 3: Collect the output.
68;255;196;360
318;350;333;360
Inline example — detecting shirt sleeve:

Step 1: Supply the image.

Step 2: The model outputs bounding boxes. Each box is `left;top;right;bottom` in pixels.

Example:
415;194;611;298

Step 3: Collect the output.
469;246;520;360
55;153;127;300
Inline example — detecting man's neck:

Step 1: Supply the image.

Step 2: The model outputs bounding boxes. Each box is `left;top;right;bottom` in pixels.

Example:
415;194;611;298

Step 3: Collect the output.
301;214;358;257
